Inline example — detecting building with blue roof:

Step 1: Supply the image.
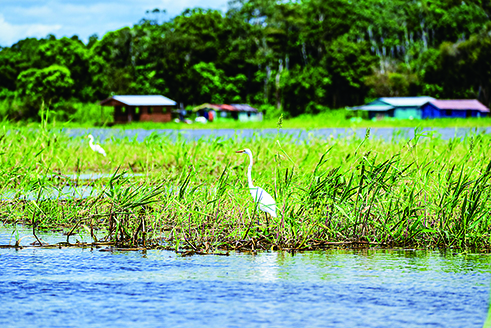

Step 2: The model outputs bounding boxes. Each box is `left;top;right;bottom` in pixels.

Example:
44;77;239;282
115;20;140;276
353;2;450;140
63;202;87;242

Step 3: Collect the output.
351;97;435;120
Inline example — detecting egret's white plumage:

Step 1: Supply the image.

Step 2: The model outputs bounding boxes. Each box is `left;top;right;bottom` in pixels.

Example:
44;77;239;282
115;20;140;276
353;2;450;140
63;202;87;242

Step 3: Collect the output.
236;148;277;218
87;134;107;157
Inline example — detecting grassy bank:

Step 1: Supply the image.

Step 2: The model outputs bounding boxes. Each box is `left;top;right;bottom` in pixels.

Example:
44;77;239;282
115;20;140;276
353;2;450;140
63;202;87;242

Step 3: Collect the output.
109;112;491;130
1;122;491;252
2;101;491;130
94;111;491;130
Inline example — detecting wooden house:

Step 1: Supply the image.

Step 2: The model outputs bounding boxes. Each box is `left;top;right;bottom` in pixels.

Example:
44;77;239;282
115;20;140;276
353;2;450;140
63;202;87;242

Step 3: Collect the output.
192;103;262;122
351;97;435;120
421;99;489;118
100;95;176;123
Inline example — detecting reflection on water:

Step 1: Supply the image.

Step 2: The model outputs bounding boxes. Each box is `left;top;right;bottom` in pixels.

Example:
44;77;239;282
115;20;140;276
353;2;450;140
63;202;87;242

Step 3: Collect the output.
0;173;151;201
0;227;489;327
0;185;98;201
46;172;145;180
0;184;176;201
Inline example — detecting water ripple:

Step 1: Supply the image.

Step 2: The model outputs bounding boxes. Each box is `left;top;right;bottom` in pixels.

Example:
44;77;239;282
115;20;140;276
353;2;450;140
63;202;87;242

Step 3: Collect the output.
0;227;489;327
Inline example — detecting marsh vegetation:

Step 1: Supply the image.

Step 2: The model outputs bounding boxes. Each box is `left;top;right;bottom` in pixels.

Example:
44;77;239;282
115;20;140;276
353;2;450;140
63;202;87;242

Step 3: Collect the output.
1;121;491;252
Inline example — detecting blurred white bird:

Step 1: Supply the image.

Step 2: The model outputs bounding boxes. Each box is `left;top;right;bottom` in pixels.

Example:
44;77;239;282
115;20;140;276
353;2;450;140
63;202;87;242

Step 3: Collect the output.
236;148;277;217
87;134;106;157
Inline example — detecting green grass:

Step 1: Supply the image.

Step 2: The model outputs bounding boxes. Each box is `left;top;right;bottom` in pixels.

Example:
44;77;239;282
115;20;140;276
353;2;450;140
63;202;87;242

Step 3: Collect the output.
2;100;491;130
1;120;491;252
110;110;491;130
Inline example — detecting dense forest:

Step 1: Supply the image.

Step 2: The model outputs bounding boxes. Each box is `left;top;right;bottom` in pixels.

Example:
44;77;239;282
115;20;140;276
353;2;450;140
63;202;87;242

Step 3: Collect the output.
1;0;491;120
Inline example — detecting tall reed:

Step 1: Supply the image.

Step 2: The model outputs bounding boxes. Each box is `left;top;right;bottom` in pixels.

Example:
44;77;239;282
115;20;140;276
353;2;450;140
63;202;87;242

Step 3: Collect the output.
1;120;490;251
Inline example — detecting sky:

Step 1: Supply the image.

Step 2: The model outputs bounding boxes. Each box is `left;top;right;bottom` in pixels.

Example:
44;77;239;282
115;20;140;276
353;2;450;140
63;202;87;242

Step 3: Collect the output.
0;0;230;47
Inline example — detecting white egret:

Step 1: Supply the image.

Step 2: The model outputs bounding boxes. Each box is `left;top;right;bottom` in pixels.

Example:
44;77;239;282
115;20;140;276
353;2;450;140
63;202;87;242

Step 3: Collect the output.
87;134;107;157
236;148;277;218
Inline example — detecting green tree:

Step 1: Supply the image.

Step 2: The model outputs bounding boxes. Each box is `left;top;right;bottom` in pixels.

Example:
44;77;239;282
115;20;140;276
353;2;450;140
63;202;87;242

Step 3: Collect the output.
17;65;74;104
1;0;491;120
90;27;136;96
191;62;246;104
34;37;94;100
281;64;331;115
423;23;491;107
323;37;376;107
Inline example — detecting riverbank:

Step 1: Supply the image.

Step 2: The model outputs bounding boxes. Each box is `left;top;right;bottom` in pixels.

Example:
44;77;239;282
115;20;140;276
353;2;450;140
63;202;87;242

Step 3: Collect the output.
5;109;491;130
1;123;490;251
121;113;491;130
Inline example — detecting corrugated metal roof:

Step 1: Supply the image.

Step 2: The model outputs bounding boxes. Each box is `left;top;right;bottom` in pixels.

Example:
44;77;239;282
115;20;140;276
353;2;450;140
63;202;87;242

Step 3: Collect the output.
217;104;236;111
230;104;259;112
192;103;259;112
429;99;490;112
192;103;221;111
351;105;394;111
379;97;435;107
105;95;176;106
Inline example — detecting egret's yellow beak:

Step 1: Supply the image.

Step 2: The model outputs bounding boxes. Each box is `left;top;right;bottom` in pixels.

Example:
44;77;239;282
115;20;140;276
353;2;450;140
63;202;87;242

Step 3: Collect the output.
235;150;245;153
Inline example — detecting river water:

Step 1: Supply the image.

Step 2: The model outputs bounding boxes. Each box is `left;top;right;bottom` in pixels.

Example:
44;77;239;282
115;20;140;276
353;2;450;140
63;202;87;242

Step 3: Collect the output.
0;227;489;327
64;127;491;143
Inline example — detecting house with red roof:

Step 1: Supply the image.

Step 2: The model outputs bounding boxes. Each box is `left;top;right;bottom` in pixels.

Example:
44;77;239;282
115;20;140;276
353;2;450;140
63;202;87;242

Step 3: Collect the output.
421;99;489;118
192;103;261;122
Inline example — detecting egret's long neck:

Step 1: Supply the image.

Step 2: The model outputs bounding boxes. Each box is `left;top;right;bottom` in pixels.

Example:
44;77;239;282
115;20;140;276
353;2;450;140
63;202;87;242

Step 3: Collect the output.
247;152;254;188
89;139;94;147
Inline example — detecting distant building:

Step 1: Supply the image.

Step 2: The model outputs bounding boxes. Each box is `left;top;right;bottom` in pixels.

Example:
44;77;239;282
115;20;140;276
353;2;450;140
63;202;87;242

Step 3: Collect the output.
421;99;489;118
231;104;263;122
192;103;262;122
351;97;435;120
100;95;176;123
352;97;490;120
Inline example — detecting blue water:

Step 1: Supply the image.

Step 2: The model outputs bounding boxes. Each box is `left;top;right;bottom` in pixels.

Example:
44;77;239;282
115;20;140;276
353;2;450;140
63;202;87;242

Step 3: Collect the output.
0;227;489;327
0;185;97;201
45;173;145;180
64;127;491;143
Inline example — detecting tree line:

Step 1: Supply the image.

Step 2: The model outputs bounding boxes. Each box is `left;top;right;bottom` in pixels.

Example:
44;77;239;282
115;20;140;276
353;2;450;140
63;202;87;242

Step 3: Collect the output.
1;0;490;120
